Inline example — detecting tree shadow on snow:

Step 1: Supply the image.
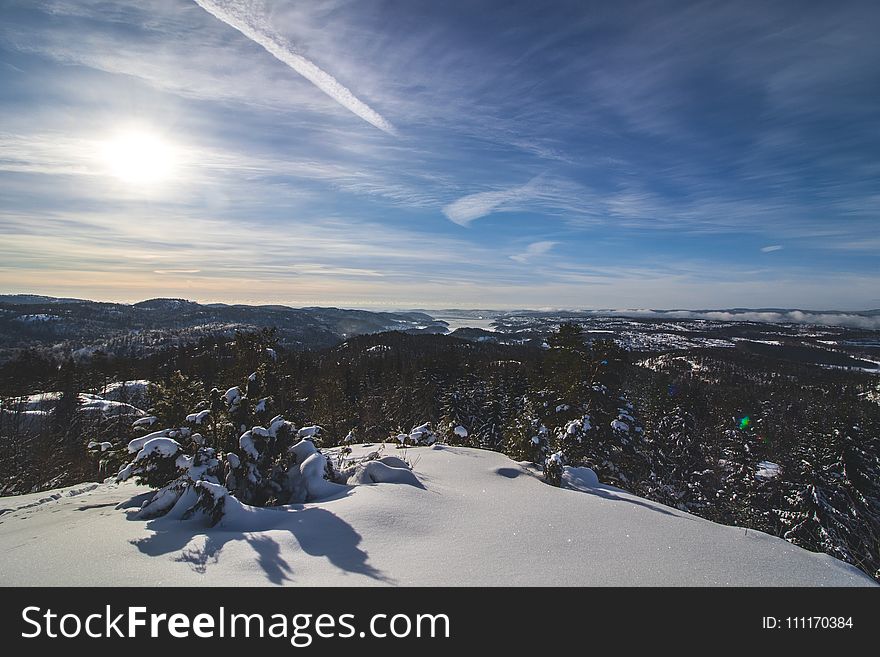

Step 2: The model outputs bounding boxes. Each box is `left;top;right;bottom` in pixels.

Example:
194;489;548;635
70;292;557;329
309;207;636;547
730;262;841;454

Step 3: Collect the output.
498;465;691;520
116;492;154;510
126;499;392;585
575;485;692;519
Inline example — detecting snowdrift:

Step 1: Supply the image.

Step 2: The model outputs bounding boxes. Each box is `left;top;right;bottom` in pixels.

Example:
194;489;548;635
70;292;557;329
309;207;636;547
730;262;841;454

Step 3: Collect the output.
0;445;873;586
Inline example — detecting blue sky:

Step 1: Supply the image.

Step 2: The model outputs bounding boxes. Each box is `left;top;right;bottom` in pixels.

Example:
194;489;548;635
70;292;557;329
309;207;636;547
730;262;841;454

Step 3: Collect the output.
0;0;878;309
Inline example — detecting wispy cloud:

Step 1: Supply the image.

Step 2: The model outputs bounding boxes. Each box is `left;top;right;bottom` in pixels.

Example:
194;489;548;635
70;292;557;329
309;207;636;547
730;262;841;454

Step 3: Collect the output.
442;177;552;226
443;186;527;226
510;240;557;263
192;0;396;135
1;1;877;308
761;245;784;252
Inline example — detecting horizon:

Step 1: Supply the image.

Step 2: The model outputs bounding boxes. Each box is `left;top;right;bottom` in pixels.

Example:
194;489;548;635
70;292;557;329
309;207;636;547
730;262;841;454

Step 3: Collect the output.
3;291;879;322
1;1;879;308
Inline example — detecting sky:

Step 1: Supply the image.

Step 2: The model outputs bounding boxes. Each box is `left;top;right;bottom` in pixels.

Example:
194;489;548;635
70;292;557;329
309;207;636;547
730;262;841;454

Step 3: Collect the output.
0;0;878;310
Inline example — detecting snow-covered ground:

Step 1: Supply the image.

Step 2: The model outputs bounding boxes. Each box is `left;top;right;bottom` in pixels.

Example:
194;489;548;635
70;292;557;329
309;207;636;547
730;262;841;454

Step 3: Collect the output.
0;445;873;586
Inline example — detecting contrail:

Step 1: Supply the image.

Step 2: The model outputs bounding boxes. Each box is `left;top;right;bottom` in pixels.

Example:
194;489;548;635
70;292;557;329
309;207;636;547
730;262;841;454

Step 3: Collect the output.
193;0;397;135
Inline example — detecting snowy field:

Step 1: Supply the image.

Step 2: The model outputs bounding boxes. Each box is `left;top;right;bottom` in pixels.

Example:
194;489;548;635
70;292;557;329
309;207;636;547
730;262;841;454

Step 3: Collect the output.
0;445;873;586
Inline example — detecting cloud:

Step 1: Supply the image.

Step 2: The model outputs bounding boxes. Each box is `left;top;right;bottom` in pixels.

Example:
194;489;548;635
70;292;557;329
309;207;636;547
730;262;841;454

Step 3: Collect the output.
761;245;784;252
192;0;396;135
442;178;546;226
575;309;880;330
154;269;202;274
510;241;557;263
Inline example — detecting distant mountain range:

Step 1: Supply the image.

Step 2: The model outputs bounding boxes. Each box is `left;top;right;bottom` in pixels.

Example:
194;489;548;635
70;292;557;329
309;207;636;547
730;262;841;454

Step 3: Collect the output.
2;295;879;364
0;296;448;361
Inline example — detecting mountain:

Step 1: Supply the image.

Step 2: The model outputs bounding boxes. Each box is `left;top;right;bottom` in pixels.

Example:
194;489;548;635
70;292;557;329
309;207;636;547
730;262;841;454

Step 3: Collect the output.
0;294;82;305
0;297;448;361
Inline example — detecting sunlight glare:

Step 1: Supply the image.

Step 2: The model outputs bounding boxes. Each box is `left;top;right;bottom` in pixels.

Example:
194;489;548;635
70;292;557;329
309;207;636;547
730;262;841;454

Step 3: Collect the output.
101;130;178;185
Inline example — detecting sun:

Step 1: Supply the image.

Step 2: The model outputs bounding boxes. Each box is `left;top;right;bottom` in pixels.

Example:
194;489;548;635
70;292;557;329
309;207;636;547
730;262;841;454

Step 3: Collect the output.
101;129;178;185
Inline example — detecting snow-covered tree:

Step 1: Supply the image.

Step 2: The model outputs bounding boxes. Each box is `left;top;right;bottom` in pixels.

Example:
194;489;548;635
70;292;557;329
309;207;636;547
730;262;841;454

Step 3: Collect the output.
504;397;549;464
544;451;564;487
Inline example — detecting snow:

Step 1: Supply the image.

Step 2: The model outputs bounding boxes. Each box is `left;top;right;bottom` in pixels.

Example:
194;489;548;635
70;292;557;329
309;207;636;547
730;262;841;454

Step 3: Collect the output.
6;390;149;420
133;437;182;462
99;380;151;406
7;392;62;411
268;415;288;437
79;398;146;418
407;422;437;445
186;410;211;425
297;425;322;439
128;429;173;453
15;313;60;323
0;409;50;431
132;416;158;428
284;440;347;503
224;387;242;406
239;430;260;459
611;419;630;433
87;441;114;452
343;460;422;487
561;465;601;490
756;461;782;480
453;425;469;438
0;446;873;586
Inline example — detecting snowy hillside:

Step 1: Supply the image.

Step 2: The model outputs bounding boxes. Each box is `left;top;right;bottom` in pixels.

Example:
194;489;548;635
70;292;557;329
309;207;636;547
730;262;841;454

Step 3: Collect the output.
0;445;872;586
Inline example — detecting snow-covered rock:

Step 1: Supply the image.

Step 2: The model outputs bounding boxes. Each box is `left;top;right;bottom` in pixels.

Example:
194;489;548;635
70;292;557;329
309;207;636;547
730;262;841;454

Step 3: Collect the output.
78;398;146;418
344;460;421;487
562;465;600;490
98;380;151;407
8;392;62;412
756;461;782;480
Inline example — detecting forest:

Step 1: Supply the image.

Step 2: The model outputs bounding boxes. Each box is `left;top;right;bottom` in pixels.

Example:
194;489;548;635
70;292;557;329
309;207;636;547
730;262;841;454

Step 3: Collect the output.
1;323;878;581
